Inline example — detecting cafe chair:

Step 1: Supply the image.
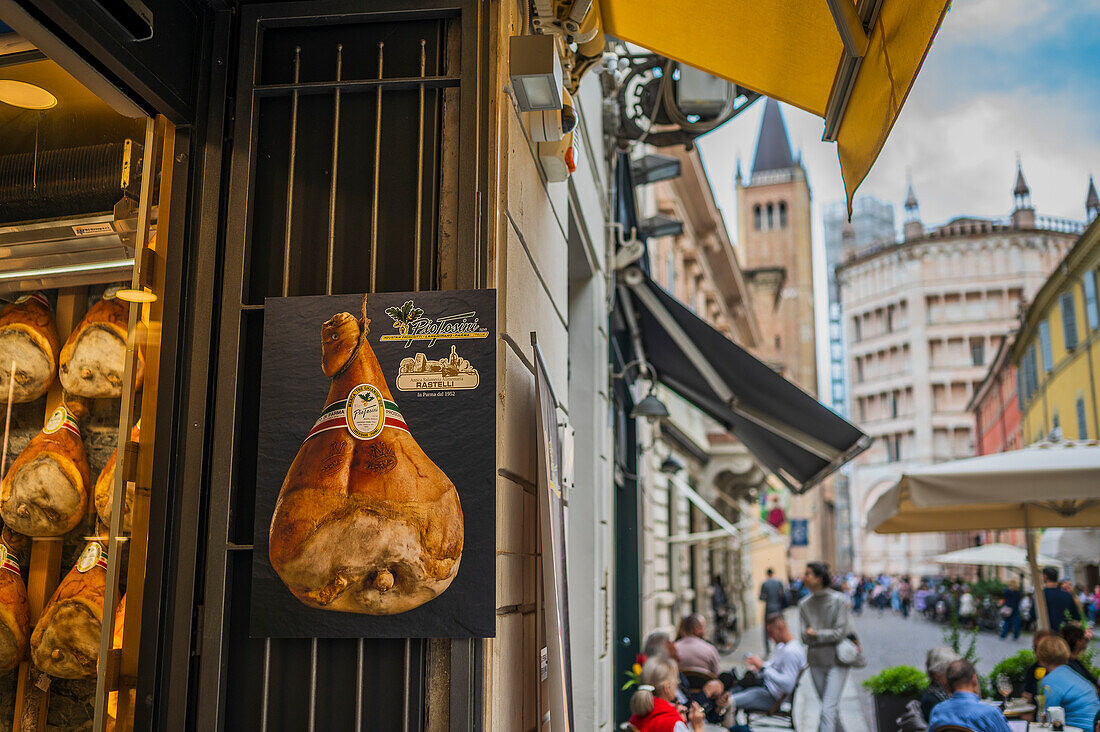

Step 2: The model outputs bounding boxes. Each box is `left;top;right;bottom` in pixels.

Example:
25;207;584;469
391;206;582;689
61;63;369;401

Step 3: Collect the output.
743;666;806;730
681;669;717;694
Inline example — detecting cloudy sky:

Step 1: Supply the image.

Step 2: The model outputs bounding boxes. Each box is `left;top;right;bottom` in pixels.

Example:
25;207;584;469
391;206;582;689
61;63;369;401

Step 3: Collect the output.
694;0;1100;397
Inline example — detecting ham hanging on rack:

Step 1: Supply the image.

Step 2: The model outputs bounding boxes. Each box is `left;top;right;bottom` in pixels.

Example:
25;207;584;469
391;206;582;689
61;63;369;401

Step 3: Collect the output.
0;292;60;404
0;398;91;537
58;293;144;399
30;541;108;679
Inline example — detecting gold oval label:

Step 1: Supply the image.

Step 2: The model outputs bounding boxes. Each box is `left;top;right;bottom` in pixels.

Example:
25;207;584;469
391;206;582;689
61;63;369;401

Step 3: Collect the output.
76;543;102;573
346;384;385;441
43;408;65;434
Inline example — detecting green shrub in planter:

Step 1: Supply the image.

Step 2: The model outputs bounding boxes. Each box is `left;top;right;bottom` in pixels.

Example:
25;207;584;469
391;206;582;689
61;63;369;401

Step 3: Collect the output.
864;666;929;732
862;665;929;697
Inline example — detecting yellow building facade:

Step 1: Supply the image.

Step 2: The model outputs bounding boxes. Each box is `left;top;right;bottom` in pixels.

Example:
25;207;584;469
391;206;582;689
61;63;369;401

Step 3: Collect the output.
1016;216;1100;443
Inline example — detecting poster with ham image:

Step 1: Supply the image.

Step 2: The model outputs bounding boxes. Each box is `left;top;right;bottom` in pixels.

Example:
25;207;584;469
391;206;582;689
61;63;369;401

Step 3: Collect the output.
250;290;495;638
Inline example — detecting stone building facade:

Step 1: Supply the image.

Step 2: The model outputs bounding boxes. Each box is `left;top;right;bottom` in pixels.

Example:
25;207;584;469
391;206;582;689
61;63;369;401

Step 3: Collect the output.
837;166;1081;575
735;99;832;574
638;146;785;639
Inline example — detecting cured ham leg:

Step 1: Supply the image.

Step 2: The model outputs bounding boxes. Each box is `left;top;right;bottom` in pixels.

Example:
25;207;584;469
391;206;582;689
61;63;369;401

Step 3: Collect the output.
58;294;144;399
0;398;91;536
0;533;30;671
269;295;463;615
95;423;139;532
0;292;60;404
30;541;108;678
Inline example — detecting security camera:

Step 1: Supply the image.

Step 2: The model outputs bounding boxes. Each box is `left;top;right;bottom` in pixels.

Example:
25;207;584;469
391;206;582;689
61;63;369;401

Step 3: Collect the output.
529;102;576;143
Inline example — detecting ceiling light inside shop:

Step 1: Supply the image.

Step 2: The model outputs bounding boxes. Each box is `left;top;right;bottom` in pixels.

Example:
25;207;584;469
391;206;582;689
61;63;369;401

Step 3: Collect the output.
115;288;157;303
0;80;58;110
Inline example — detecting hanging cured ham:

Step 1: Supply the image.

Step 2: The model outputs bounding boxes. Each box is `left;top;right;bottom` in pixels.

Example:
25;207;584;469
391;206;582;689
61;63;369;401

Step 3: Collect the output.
0;293;60;404
30;541;108;678
0;399;91;537
269;296;463;615
58;294;143;399
0;534;30;672
95;423;139;532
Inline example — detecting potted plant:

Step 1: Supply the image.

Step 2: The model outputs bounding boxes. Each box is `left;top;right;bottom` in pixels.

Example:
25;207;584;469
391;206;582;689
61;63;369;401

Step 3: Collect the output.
862;665;929;732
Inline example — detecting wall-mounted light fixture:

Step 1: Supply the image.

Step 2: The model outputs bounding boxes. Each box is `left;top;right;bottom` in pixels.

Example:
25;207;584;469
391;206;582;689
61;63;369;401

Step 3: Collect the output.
0;80;57;110
509;34;563;112
639;214;684;239
631;153;682;186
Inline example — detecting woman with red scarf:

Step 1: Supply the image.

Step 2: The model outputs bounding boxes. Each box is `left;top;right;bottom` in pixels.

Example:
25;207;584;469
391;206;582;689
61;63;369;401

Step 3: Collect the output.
627;656;705;732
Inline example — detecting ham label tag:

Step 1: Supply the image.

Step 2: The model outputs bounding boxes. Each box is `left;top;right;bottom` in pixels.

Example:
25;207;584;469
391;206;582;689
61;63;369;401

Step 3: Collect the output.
0;545;18;578
43;407;80;437
75;543;108;573
303;384;409;444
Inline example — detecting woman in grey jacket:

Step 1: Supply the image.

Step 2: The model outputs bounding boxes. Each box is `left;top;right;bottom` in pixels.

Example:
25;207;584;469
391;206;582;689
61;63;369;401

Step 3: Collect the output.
799;562;852;732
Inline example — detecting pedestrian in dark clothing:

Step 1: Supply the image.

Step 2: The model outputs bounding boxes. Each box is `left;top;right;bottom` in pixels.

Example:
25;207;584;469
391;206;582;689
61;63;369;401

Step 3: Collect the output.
1041;566;1080;631
1000;580;1022;640
759;568;786;652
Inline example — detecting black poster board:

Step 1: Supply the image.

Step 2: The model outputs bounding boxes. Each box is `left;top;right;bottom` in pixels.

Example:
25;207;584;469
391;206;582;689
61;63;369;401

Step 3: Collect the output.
250;290;495;638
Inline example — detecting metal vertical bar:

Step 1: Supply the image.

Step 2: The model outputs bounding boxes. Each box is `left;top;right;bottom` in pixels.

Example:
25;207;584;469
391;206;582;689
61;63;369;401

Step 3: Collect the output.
260;641;271;732
326;44;343;296
354;639;364;732
403;639;411;732
369;42;385;294
308;638;318;732
265;45;301;732
414;39;426;292
282;46;302;298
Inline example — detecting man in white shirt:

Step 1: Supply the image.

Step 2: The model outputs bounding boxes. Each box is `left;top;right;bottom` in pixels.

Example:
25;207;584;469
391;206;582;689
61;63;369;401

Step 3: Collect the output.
726;613;807;714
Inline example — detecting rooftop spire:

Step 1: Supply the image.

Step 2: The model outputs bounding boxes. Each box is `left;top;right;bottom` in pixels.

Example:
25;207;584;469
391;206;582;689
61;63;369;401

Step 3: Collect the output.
1013;157;1030;197
751;99;796;175
1088;175;1099;221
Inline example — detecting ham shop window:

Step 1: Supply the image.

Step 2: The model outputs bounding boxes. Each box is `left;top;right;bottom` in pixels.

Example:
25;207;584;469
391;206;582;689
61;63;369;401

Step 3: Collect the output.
0;28;173;732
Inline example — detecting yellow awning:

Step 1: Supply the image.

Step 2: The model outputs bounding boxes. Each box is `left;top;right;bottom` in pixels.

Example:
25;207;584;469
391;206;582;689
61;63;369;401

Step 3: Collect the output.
599;0;951;208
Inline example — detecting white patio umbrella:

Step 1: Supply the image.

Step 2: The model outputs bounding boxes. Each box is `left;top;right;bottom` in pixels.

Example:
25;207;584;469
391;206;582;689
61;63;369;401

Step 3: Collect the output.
932;543;1063;572
1039;528;1100;567
867;440;1100;629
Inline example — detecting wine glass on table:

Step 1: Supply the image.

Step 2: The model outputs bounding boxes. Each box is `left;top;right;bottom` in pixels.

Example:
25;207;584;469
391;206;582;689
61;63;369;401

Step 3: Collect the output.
995;674;1012;710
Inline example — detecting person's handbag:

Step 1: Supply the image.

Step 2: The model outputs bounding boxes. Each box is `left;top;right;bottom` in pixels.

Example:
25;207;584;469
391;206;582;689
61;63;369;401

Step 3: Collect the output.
835;637;866;667
999;604;1013;618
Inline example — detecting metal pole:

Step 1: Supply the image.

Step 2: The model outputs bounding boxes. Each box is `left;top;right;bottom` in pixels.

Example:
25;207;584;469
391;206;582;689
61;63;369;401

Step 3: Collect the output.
414;39;426;291
326;44;343;296
369;42;385;294
282;46;302;298
308;638;318;731
260;640;271;732
354;639;364;732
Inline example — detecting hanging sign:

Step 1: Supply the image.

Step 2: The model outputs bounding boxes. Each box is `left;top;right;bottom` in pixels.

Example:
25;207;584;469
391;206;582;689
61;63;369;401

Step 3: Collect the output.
250;290;496;639
532;333;574;732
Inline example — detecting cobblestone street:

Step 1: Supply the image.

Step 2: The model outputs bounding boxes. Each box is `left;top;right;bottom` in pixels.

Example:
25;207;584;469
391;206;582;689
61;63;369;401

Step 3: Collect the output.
711;607;1048;731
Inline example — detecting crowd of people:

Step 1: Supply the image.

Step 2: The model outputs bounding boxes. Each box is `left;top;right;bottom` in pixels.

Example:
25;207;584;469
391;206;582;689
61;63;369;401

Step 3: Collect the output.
625;561;1099;732
626;562;857;732
894;618;1100;731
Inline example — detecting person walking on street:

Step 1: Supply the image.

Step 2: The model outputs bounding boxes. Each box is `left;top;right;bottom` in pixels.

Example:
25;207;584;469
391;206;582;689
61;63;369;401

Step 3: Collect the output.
899;576;913;619
1042;566;1079;631
759;568;786;653
999;579;1022;640
799;561;856;732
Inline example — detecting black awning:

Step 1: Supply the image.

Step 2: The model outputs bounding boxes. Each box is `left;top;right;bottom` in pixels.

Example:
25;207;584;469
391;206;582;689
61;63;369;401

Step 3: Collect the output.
622;266;870;494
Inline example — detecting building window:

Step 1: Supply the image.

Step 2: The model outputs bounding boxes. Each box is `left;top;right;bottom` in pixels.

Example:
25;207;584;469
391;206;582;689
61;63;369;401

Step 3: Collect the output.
1039;320;1053;372
1085;271;1100;331
1061;291;1078;351
852;316;862;343
766;203;775;230
1076;397;1088;440
888;434;901;462
774;334;781;350
970;338;985;367
890;390;899;419
666;251;676;291
779;201;787;228
754;204;762;231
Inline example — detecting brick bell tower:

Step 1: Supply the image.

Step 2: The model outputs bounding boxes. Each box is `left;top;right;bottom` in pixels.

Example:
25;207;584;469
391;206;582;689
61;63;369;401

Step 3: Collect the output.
735;99;825;574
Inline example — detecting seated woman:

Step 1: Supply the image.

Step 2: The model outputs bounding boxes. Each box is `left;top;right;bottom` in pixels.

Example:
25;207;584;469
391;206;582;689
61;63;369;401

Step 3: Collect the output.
1060;622;1100;692
1034;635;1100;730
920;647;961;721
627;656;705;732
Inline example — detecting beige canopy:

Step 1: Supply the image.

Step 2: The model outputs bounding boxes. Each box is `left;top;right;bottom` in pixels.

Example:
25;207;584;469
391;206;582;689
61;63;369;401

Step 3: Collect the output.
867;440;1100;629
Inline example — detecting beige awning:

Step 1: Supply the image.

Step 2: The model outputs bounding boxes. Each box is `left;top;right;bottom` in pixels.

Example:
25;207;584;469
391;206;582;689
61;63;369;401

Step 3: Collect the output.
868;440;1100;534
